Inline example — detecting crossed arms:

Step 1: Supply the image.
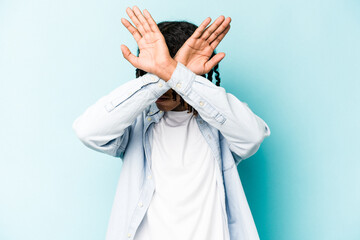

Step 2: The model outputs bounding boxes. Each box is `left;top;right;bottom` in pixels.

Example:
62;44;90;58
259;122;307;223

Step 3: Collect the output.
72;6;270;163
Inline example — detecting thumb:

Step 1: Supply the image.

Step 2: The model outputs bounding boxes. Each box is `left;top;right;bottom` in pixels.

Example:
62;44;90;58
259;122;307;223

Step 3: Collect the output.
205;52;225;73
121;44;139;68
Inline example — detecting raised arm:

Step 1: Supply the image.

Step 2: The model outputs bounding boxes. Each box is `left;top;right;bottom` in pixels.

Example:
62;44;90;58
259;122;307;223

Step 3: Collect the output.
72;73;170;157
168;12;270;163
72;6;176;157
166;62;271;163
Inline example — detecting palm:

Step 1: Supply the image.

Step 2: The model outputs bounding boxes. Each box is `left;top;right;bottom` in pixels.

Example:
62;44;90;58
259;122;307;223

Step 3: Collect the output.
135;33;170;73
120;7;173;76
174;16;231;75
175;38;215;75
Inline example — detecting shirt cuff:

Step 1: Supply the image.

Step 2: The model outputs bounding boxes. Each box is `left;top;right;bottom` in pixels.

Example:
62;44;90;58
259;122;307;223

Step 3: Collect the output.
166;61;196;95
142;72;171;98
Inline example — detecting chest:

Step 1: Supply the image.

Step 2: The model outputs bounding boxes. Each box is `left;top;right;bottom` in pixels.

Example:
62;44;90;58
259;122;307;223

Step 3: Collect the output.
144;114;223;173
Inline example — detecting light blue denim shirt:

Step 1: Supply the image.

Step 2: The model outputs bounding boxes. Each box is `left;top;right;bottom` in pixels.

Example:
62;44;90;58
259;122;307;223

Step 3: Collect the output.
72;62;271;240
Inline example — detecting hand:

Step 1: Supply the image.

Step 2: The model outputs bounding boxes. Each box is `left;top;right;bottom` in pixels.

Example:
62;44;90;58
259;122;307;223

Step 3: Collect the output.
120;6;177;81
174;16;231;75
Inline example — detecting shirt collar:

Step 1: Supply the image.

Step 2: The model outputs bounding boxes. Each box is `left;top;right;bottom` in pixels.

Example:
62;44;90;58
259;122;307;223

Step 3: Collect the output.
147;102;161;116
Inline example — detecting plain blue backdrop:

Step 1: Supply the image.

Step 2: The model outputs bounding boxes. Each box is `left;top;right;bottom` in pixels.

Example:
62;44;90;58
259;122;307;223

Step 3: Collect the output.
1;0;359;239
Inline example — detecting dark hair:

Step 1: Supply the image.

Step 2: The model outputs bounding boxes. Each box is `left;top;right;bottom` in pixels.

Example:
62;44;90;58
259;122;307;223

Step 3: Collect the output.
135;20;221;116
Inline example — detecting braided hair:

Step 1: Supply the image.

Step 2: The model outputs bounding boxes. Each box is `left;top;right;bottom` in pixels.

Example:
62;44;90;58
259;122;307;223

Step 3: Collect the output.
135;20;221;117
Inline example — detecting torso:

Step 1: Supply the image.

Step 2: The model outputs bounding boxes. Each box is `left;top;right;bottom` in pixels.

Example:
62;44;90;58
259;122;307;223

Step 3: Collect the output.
133;110;229;240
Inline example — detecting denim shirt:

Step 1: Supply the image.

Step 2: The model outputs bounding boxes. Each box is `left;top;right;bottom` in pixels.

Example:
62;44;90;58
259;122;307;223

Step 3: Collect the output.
72;62;271;240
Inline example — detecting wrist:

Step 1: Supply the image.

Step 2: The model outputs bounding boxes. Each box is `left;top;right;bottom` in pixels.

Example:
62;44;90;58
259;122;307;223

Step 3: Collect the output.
155;58;178;81
174;57;189;71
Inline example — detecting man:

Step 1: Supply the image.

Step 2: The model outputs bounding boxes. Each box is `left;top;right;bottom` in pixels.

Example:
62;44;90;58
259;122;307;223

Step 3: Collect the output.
72;6;271;240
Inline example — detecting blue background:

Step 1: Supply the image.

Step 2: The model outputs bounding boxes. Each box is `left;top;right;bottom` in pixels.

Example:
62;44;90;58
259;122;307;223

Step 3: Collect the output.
1;0;359;239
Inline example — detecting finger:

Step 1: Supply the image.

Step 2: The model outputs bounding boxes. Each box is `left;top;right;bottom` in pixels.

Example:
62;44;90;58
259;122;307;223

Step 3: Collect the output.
191;17;212;39
204;52;225;73
126;7;146;37
132;6;151;33
210;24;231;49
201;15;225;40
121;18;142;42
143;9;160;32
207;17;231;44
121;44;139;68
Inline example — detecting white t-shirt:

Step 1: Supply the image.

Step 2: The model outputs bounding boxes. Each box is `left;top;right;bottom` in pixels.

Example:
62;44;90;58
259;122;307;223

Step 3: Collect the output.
133;110;230;240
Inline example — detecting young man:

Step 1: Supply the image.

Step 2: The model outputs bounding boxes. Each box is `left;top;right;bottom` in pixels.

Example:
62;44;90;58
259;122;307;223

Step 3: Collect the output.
72;6;270;240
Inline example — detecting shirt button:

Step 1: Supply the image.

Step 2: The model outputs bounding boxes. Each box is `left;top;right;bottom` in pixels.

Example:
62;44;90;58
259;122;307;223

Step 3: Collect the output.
158;82;163;87
138;202;143;207
127;233;131;238
151;76;156;81
159;110;163;113
147;117;151;121
199;101;204;106
176;83;181;88
147;175;152;179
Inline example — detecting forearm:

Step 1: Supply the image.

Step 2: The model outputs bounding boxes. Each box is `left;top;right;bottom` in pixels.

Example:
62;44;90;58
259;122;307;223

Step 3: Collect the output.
166;61;271;160
72;73;170;156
